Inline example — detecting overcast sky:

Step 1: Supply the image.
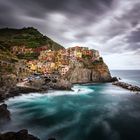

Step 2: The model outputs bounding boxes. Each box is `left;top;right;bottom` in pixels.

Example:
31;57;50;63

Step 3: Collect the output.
0;0;140;69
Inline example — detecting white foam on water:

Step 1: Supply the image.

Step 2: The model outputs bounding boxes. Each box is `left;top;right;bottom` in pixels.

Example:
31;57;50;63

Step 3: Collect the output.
5;93;45;103
5;85;94;104
46;85;94;97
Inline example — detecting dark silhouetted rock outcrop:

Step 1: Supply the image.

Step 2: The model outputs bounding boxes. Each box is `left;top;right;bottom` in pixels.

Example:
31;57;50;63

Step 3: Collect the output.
0;104;10;124
48;138;56;140
0;129;39;140
112;81;140;92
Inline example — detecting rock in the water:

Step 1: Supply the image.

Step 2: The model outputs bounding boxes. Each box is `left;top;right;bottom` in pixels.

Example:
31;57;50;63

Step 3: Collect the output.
0;129;39;140
112;81;140;92
52;79;72;90
0;90;5;102
48;138;56;140
111;77;119;82
0;104;10;123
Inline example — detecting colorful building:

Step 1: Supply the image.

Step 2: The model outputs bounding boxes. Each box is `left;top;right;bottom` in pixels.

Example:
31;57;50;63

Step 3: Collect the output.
60;65;70;76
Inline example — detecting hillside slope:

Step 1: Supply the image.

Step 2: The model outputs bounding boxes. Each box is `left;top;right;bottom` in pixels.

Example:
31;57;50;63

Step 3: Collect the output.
0;27;64;59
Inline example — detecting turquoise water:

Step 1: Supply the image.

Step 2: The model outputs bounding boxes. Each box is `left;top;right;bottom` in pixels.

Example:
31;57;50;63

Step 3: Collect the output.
1;70;140;140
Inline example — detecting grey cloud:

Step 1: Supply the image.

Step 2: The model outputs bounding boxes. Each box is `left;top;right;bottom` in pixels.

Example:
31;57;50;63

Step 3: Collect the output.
120;3;140;28
0;1;18;27
127;28;140;43
0;0;114;26
74;32;93;41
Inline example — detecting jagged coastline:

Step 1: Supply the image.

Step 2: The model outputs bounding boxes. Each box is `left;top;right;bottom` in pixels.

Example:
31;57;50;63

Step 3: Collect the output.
112;81;140;93
0;27;114;103
0;27;115;140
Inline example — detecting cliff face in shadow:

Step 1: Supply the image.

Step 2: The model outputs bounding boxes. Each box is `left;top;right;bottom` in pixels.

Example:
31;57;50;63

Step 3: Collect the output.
67;68;92;83
66;59;112;84
91;61;112;82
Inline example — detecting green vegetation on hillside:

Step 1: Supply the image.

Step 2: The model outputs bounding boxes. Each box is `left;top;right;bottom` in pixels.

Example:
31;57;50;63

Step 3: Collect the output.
0;27;64;59
0;44;18;62
0;27;63;59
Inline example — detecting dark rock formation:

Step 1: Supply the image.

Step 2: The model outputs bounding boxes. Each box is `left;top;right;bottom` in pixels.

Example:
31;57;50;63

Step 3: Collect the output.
66;61;112;84
112;81;140;92
68;68;91;84
0;104;10;124
51;79;72;90
0;129;39;140
91;62;112;82
25;79;45;89
0;86;43;103
48;138;56;140
111;77;119;82
9;86;43;95
0;74;28;102
0;91;5;102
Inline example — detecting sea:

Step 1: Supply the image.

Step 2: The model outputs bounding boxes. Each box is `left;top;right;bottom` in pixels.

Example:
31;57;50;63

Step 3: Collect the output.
1;70;140;140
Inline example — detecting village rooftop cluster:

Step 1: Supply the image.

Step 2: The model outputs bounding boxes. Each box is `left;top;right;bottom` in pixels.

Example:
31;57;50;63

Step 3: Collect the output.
12;46;100;76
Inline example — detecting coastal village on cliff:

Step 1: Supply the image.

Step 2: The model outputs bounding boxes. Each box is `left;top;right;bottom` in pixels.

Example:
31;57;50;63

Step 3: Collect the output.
12;45;100;75
0;27;112;94
0;27;139;102
3;27;139;99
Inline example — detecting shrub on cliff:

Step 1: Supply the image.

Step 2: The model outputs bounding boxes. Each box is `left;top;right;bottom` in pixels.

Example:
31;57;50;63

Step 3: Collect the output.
0;27;64;59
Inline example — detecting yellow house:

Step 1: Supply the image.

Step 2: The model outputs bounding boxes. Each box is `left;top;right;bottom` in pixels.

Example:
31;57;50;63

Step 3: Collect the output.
74;51;82;58
50;62;56;68
30;64;37;71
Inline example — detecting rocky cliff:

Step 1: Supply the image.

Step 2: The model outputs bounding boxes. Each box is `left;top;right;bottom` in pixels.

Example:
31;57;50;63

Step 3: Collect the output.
0;104;10;124
66;59;112;84
0;129;39;140
91;61;112;82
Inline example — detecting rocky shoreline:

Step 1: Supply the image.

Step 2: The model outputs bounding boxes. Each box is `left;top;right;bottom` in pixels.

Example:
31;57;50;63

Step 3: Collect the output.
0;104;10;125
112;81;140;93
0;70;125;140
0;77;116;103
0;74;73;140
0;104;56;140
0;76;72;103
1;76;140;140
0;86;44;103
0;129;56;140
0;129;40;140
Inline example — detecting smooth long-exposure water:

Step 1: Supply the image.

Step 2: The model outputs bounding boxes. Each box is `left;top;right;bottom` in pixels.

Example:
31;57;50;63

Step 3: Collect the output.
1;70;140;140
